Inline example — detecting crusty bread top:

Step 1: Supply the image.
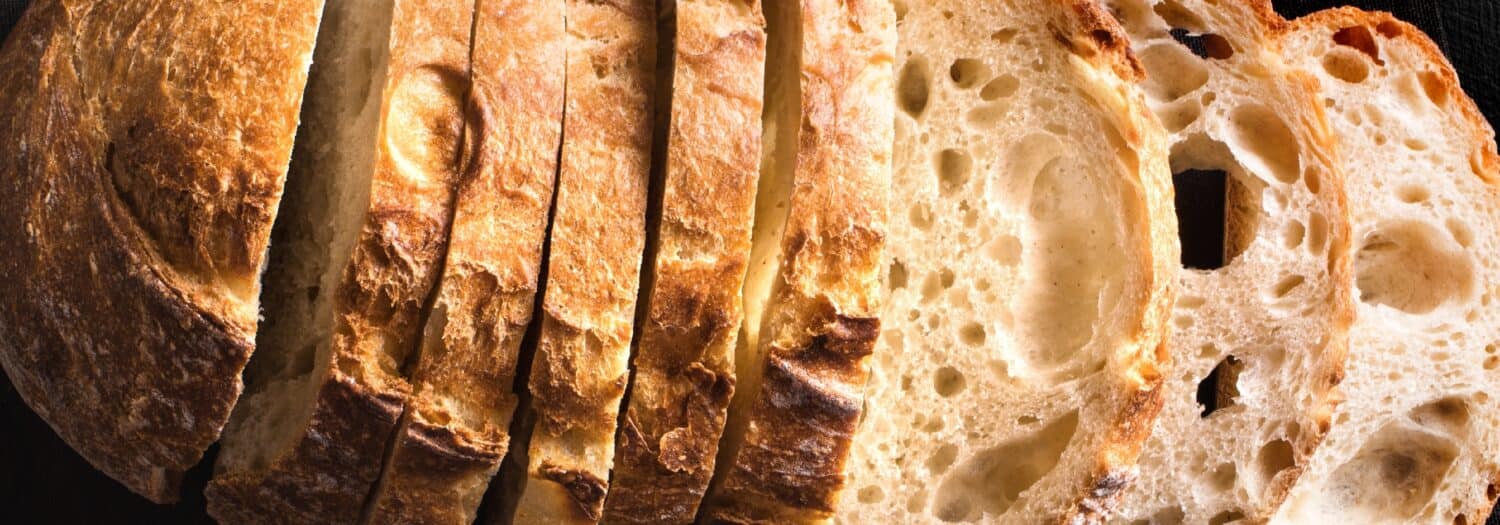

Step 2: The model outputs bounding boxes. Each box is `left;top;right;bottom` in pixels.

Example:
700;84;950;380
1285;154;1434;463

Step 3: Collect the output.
513;0;655;522
601;1;767;523
702;0;894;522
836;0;1179;522
1102;0;1356;522
0;0;322;502
367;0;566;522
1274;9;1500;525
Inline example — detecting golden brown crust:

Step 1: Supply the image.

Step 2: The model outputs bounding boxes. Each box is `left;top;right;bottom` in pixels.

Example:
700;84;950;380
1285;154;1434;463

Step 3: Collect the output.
366;0;565;523
206;0;473;521
599;1;767;522
701;0;893;522
515;0;656;521
0;0;321;503
1057;0;1145;81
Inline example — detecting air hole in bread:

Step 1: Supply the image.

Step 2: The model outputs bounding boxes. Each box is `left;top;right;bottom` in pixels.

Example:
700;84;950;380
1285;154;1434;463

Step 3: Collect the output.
889;260;909;289
949;58;988;89
1270;274;1306;299
1226;104;1302;184
1296;421;1459;522
1256;439;1295;487
1419;70;1450;107
1159;98;1203;132
1409;396;1471;436
1171;169;1229;269
1139;43;1209;101
1208;509;1246;525
1178;295;1207;309
893;0;909;22
1404;138;1431;151
1321;48;1371;84
1197;355;1240;417
1397;184;1431;203
1152;0;1205;32
1376;21;1405;38
1143;506;1186;525
858;485;885;504
988;235;1021;266
1307;212;1329;255
990;28;1018;44
927;444;960;473
937;148;973;194
909;202;934;230
1208;462;1238;491
898;57;931;119
1169;29;1234;60
1332;26;1383;65
959;323;986;346
979;74;1020;101
1355;220;1475;314
932;411;1080;520
934;366;967;397
965;103;1010;128
1282;220;1306;249
1456;514;1470;525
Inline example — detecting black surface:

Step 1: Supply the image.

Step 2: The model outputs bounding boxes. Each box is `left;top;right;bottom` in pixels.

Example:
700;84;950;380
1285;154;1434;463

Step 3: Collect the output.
0;0;1496;523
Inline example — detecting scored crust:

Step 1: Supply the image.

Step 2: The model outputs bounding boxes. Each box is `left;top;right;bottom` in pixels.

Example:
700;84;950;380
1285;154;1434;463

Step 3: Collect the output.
701;0;895;522
1274;9;1500;525
366;0;566;523
510;0;656;522
206;0;474;522
599;1;768;523
833;0;1179;522
0;0;321;503
1101;0;1357;522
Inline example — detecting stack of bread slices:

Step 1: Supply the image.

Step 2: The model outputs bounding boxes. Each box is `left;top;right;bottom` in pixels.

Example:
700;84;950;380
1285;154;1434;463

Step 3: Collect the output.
0;0;1496;523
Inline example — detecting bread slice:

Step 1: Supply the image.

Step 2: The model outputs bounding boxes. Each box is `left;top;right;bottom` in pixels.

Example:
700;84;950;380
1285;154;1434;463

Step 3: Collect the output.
835;1;1179;522
206;1;475;521
0;0;322;503
1272;9;1500;524
599;1;767;522
363;0;566;523
508;0;655;522
1097;1;1356;522
702;0;895;521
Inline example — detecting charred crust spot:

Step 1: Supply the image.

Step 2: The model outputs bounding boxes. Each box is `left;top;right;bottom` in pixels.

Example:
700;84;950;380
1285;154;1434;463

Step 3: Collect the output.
1090;469;1134;498
539;462;608;521
656;363;734;474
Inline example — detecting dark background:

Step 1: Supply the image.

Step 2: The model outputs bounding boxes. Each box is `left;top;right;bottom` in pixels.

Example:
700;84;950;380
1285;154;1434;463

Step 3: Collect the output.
1;1;1496;523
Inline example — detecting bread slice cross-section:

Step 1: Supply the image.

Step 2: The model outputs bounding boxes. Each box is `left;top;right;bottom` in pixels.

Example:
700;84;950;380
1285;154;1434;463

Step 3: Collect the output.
206;0;478;521
1273;9;1500;524
600;1;767;522
362;0;565;523
834;0;1180;522
508;0;656;523
1100;1;1356;522
0;0;322;503
701;0;895;521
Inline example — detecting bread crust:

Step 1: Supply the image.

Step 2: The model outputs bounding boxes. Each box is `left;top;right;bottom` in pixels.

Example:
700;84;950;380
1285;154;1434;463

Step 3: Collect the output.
365;1;565;523
701;0;894;522
0;0;321;503
512;0;656;522
206;1;473;522
600;1;767;523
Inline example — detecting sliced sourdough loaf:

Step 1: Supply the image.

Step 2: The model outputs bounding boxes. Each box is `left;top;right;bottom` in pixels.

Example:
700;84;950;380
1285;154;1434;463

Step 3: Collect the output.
703;0;895;522
0;0;322;503
363;0;565;523
508;0;655;523
1101;1;1356;522
835;0;1179;522
206;0;475;521
600;0;767;522
1272;9;1500;524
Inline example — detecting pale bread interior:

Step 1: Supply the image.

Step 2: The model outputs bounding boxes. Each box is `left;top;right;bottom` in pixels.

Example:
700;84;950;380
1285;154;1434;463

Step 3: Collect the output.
217;0;395;474
1102;1;1354;522
838;1;1168;522
1275;16;1500;524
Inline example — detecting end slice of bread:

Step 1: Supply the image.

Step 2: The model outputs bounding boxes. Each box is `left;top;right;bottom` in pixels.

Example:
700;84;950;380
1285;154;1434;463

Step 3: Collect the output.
599;1;768;522
1100;1;1357;522
363;1;566;523
701;0;895;522
207;1;474;522
0;0;321;502
834;1;1180;522
1272;9;1500;524
504;0;656;523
